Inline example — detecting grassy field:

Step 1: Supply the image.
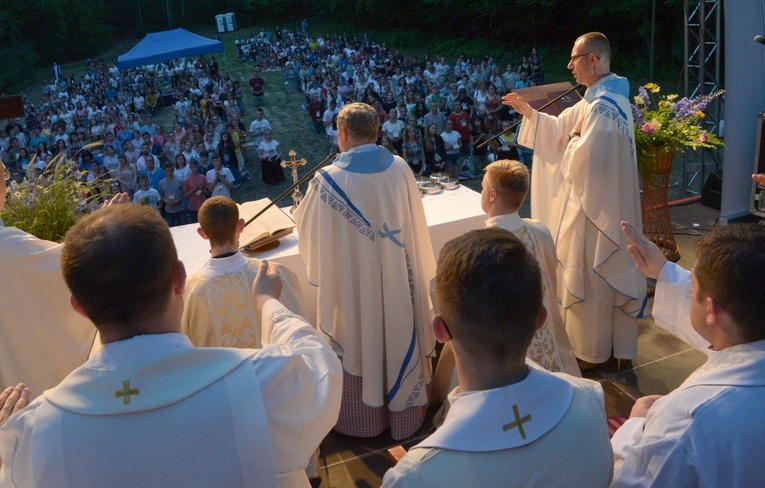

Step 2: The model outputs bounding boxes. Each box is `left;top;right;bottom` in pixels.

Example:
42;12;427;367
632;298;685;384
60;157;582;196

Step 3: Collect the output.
166;27;336;204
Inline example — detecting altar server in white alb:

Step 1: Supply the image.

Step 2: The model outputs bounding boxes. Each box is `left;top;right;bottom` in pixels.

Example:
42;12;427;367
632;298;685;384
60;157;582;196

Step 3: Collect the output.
0;205;342;488
432;161;580;406
294;102;436;441
182;196;304;349
610;222;765;487
503;32;647;365
382;228;612;487
481;160;580;375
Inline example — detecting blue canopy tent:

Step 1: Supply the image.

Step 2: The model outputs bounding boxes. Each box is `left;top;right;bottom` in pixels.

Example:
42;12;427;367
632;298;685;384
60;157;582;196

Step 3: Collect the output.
117;28;225;71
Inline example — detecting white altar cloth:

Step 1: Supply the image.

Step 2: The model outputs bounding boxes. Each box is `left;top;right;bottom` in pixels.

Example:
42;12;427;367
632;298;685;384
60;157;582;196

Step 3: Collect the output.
171;186;486;325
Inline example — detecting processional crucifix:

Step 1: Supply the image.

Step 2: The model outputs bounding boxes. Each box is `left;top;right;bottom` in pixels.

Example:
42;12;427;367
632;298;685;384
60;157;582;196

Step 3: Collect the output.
281;150;308;213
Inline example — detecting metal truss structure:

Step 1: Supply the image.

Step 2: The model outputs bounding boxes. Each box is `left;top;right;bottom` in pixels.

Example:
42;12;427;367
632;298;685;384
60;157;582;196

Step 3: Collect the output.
682;0;724;197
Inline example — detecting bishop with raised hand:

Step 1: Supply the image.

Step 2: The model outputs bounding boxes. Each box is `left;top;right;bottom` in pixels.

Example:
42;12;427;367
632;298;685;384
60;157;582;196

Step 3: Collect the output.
503;32;647;368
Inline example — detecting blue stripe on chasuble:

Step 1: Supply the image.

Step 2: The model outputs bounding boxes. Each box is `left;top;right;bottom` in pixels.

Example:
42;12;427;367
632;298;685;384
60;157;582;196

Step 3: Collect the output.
594;95;628;121
387;324;417;403
388;248;419;403
317;169;372;228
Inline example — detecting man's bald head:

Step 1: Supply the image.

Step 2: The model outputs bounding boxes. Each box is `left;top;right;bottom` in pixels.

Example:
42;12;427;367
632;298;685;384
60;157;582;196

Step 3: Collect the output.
576;32;611;67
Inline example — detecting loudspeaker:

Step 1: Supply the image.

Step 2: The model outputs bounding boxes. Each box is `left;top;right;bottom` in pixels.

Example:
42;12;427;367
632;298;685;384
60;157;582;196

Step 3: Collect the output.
701;170;723;209
0;95;24;119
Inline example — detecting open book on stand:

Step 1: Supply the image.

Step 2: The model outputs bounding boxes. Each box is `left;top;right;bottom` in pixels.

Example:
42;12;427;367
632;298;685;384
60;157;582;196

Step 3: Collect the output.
238;198;295;251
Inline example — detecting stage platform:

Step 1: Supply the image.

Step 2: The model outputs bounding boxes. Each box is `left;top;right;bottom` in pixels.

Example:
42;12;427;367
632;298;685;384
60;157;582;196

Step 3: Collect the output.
310;200;725;487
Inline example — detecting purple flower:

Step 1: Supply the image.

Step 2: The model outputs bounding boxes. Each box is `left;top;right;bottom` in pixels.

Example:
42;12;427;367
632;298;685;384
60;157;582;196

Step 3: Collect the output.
673;97;695;118
693;94;713;113
631;104;645;125
641;123;656;135
638;86;651;107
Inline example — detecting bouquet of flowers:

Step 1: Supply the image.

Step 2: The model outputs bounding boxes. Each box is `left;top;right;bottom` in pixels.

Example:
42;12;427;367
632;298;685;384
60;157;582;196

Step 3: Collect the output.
1;144;111;241
631;83;724;180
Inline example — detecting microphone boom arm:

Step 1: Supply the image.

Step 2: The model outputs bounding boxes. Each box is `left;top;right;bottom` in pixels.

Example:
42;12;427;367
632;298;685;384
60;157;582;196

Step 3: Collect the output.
477;84;583;152
244;151;340;227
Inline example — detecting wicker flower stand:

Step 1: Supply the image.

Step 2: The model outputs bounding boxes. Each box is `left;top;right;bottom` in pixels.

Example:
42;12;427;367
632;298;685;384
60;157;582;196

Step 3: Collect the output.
641;150;681;263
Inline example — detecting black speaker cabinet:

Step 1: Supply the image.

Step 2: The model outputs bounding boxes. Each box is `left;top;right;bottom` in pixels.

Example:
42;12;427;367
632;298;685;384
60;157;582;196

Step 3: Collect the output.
702;170;723;209
751;113;765;218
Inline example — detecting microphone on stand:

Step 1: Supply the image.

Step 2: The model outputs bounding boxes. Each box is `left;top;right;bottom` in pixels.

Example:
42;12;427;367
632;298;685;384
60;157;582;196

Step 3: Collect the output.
754;35;765;45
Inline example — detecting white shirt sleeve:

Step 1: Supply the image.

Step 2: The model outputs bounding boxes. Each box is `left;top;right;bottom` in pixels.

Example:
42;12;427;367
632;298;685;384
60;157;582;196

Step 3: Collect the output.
611;431;697;488
610;417;646;462
253;299;342;475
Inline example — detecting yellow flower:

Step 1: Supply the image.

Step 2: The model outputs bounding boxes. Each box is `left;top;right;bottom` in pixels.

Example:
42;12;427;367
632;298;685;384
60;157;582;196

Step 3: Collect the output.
666;94;678;102
659;100;669;108
634;96;644;105
643;82;661;93
696;111;705;119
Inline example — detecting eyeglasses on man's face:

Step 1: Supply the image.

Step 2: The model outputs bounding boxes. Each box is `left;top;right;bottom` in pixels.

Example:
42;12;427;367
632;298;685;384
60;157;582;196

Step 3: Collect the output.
569;52;601;63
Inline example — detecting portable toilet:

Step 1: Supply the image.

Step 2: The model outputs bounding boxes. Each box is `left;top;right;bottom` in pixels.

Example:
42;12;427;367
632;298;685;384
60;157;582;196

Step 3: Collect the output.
224;12;237;32
215;14;226;33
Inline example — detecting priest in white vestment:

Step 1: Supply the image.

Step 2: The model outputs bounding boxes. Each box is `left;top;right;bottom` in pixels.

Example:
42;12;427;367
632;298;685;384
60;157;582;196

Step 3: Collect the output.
383;229;612;487
0;162;97;395
609;222;765;487
503;32;648;364
0;205;342;488
294;103;436;441
182;196;304;349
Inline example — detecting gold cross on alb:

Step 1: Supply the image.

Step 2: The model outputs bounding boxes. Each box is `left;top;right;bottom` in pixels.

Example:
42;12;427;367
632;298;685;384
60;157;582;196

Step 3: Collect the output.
115;380;140;405
503;404;532;440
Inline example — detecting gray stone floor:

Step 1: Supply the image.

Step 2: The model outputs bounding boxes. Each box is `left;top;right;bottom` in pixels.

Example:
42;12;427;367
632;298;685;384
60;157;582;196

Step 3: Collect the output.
311;201;732;487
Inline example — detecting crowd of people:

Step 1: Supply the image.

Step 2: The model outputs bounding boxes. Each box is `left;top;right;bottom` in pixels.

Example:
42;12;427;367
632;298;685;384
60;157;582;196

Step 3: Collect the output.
0;51;290;227
235;26;544;172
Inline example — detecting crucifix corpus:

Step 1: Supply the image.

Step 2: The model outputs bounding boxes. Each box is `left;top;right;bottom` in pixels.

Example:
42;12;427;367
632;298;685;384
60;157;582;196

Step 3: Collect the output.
281;149;308;213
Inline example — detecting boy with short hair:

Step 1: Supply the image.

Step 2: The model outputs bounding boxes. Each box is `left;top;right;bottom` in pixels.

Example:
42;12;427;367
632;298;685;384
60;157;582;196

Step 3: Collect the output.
611;222;765;487
182;159;209;223
133;174;161;209
159;161;186;227
182;196;304;349
206;154;234;198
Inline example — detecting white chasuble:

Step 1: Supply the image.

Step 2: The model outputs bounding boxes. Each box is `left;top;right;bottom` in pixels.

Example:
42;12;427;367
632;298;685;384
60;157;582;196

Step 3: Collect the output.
182;253;304;348
294;144;436;412
382;363;613;487
517;74;648;362
611;265;765;487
